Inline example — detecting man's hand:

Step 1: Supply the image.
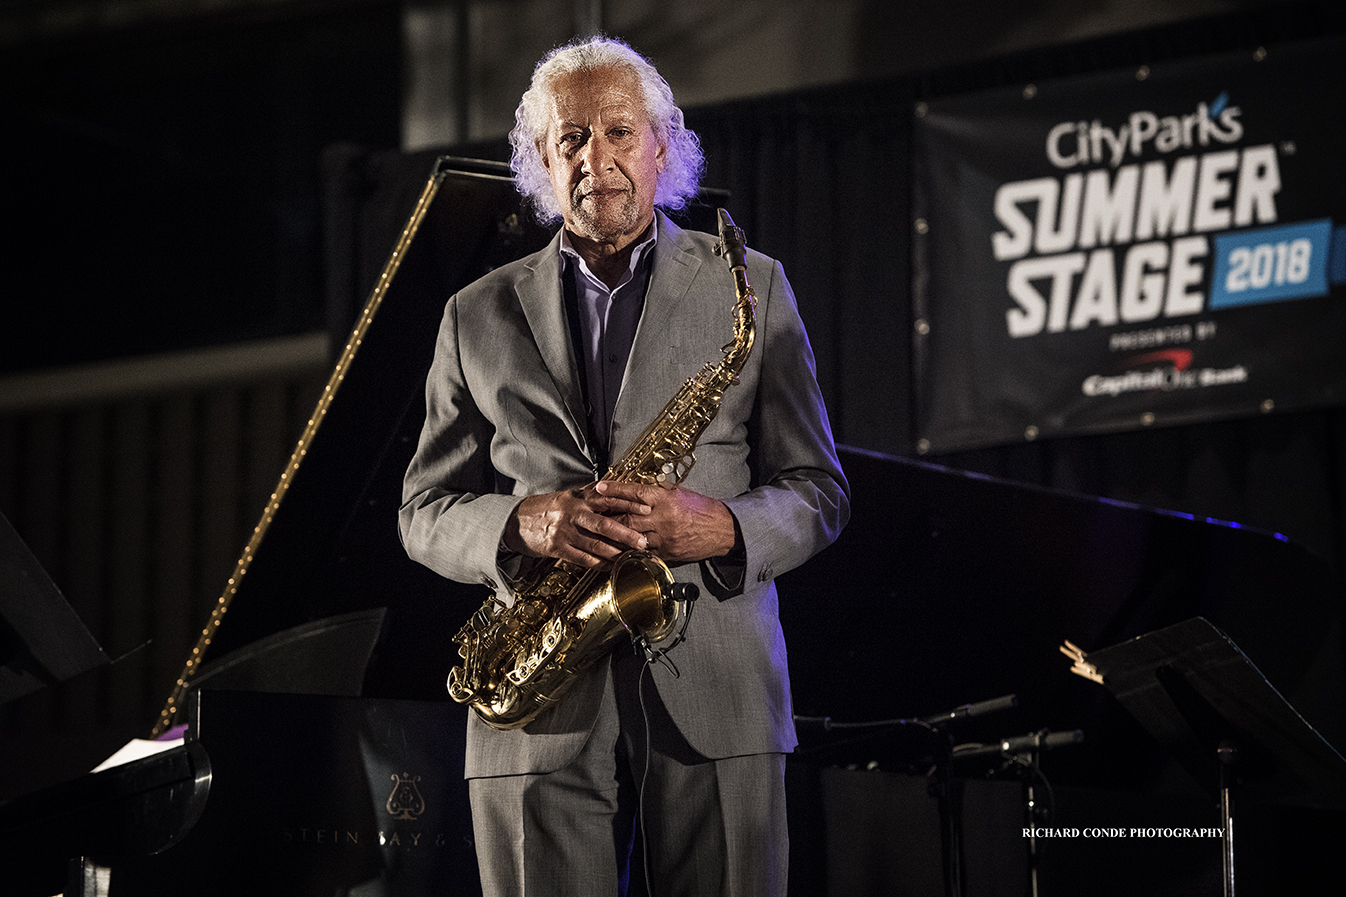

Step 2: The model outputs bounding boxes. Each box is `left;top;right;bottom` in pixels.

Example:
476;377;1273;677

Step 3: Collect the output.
503;484;652;567
594;480;739;565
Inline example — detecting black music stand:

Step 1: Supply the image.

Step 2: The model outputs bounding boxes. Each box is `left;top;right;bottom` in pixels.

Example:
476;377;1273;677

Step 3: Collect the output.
0;512;108;705
1079;617;1346;897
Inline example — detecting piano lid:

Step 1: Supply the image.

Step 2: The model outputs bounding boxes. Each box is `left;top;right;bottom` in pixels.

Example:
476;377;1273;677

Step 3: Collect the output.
154;156;550;728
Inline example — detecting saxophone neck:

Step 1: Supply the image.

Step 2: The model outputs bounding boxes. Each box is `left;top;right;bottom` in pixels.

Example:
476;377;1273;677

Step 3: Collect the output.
722;283;756;368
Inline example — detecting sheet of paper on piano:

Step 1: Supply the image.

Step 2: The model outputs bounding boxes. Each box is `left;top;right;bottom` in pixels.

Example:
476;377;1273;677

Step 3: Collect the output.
91;728;187;773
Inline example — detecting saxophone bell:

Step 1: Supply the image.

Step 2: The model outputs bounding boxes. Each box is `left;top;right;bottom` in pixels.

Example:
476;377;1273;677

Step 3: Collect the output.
450;550;696;730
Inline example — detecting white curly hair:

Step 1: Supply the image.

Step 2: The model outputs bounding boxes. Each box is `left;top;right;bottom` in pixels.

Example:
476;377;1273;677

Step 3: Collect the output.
509;36;705;224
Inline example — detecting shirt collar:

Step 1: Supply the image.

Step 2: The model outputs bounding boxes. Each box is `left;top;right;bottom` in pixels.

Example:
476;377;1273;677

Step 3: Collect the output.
559;216;658;290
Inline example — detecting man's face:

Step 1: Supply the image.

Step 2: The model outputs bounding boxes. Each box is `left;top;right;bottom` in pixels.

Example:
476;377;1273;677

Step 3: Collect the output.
541;65;666;245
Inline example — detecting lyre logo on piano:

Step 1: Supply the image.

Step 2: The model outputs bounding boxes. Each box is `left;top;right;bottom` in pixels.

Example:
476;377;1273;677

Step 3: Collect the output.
386;772;426;821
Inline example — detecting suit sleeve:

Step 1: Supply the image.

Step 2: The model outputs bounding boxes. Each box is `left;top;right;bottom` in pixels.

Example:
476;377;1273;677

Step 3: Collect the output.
398;292;523;590
716;258;850;592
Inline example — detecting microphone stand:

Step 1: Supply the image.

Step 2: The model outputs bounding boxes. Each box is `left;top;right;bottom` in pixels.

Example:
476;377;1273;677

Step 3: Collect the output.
919;694;1017;897
953;728;1084;897
1021;734;1048;897
795;693;1019;897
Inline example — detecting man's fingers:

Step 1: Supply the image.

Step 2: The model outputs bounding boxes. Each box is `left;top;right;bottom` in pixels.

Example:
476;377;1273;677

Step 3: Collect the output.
558;527;647;568
560;539;614;568
581;511;648;551
597;501;654;518
590;495;653;516
507;485;658;563
594;480;660;507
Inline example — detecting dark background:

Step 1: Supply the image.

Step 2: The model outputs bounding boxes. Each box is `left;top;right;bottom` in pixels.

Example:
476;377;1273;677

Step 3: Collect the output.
1;1;1344;894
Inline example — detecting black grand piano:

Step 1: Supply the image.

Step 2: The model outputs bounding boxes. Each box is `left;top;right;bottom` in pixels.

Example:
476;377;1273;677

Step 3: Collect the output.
2;155;1344;897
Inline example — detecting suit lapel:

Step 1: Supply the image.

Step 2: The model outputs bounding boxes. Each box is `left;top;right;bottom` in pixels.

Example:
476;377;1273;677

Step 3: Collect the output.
515;235;594;461
620;214;702;409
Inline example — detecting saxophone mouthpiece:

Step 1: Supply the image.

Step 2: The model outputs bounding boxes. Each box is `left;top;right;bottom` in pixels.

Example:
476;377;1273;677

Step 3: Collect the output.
715;208;748;271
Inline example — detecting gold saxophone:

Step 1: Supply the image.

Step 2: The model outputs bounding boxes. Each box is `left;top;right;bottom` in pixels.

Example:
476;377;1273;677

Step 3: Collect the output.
446;209;759;729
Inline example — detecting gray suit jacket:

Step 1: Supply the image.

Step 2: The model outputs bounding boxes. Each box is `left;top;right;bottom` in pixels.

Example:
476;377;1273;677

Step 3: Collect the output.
400;212;849;778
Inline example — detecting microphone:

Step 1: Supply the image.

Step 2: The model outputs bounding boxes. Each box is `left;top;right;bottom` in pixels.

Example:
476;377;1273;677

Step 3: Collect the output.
794;693;1018;734
920;693;1019;726
953;728;1084;759
669;582;699;603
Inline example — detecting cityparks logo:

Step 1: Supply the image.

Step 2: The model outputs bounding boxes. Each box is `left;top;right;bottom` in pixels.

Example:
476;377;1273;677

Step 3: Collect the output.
1046;94;1244;169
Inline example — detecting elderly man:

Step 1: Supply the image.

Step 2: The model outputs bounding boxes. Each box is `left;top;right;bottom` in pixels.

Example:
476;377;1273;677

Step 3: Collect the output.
400;36;848;897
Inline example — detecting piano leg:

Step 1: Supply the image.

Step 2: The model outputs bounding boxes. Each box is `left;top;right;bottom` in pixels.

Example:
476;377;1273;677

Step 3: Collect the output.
66;857;110;897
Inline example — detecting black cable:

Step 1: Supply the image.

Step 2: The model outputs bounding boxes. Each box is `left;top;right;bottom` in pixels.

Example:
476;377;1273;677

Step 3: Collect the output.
630;584;698;897
636;657;658;897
